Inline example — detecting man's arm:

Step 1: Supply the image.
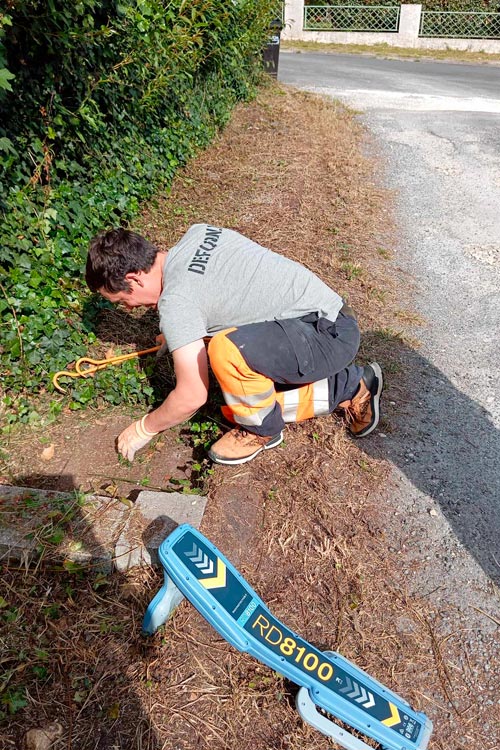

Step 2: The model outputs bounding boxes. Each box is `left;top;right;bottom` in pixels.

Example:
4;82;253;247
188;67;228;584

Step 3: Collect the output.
117;339;209;461
144;339;209;432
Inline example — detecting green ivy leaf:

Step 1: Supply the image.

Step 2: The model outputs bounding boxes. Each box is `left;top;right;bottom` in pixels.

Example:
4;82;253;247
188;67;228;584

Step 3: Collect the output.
0;67;14;91
1;688;27;715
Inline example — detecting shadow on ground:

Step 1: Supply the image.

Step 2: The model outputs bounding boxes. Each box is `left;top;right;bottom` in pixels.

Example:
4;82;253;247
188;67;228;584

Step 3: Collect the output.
360;331;500;587
1;473;163;749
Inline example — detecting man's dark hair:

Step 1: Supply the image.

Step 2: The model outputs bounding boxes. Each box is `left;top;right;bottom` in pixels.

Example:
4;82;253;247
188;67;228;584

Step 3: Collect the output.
86;228;159;293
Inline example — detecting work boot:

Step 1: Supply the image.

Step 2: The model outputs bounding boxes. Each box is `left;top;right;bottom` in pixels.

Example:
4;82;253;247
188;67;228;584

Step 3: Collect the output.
208;428;283;465
340;362;383;438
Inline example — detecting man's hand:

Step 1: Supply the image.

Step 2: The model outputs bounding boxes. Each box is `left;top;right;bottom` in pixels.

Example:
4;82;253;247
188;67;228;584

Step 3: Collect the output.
117;416;158;462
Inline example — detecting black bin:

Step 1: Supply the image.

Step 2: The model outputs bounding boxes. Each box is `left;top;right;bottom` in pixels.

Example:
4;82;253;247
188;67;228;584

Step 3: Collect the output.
262;18;283;79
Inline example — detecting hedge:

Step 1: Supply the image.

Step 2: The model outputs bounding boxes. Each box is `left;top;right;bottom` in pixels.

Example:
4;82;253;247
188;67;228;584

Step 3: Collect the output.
0;0;276;426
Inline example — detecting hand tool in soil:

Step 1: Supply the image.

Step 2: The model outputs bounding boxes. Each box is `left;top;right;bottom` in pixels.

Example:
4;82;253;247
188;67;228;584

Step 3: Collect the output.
52;346;161;393
143;524;433;750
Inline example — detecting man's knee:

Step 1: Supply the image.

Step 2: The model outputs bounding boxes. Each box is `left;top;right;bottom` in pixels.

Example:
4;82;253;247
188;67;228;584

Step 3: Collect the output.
207;328;237;375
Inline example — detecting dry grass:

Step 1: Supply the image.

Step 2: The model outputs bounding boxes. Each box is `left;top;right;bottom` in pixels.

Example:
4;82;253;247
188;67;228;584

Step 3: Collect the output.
1;83;498;749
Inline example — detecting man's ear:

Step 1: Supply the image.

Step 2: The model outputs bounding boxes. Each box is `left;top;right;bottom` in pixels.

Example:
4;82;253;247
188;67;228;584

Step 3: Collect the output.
125;271;144;288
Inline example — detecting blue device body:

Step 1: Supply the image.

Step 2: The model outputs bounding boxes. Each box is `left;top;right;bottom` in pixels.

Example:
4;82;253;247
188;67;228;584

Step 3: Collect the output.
143;524;432;750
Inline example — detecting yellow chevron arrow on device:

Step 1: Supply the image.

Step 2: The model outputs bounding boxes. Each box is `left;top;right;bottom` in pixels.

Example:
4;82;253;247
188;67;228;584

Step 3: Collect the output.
200;558;227;590
381;702;401;727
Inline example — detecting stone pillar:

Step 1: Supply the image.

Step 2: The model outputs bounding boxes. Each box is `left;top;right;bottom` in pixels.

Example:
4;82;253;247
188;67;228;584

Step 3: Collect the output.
282;0;305;41
398;4;422;47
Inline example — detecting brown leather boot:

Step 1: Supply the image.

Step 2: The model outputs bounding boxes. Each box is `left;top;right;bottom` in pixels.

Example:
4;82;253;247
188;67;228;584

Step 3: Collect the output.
340;362;383;438
208;428;283;465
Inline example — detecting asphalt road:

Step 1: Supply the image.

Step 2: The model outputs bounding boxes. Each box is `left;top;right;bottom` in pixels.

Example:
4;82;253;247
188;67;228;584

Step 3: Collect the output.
279;51;500;104
279;51;500;618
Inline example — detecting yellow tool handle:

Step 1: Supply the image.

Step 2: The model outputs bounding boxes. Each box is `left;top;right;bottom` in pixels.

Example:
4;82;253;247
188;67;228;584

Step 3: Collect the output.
75;346;160;375
52;345;161;393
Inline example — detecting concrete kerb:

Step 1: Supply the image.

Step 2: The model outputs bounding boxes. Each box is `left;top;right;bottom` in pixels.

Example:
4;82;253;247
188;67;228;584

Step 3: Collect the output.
0;485;207;573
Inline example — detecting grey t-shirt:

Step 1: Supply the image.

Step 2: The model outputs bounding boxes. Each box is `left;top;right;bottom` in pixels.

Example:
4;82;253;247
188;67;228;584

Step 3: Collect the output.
157;224;343;352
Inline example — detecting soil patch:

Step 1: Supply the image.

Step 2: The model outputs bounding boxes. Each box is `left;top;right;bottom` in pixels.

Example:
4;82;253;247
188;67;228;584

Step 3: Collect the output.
1;83;498;749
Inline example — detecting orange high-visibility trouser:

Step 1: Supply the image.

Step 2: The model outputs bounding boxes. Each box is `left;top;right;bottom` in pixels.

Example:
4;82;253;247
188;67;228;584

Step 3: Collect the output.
207;328;331;431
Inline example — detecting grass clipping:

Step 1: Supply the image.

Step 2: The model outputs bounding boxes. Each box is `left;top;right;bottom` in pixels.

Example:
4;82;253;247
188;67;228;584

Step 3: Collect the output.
2;84;496;750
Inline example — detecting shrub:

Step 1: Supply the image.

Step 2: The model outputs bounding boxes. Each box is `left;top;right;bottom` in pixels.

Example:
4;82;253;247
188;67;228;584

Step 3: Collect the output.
0;0;276;425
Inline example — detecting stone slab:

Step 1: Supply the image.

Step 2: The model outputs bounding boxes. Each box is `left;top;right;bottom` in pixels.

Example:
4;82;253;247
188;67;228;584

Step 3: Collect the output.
63;494;129;572
0;485;207;573
0;485;129;573
114;490;207;571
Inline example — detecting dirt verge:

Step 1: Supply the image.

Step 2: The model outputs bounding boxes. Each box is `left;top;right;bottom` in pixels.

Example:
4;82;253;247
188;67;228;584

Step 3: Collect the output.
1;82;498;750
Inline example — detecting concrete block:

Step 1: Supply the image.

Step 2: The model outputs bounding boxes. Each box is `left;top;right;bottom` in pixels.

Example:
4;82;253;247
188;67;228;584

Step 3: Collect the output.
114;490;207;572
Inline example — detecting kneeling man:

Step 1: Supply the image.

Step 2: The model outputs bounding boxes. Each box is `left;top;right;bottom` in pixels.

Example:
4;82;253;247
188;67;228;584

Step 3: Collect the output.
86;224;383;464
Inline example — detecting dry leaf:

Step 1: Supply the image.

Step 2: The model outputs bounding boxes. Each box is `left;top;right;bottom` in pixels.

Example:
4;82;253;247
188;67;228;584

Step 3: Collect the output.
117;496;133;508
101;482;118;497
40;444;55;461
25;722;63;750
105;347;116;360
107;702;120;719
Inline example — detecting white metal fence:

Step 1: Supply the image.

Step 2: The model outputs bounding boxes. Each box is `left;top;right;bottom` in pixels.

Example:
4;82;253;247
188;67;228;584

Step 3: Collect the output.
304;4;400;32
419;10;500;39
301;4;500;39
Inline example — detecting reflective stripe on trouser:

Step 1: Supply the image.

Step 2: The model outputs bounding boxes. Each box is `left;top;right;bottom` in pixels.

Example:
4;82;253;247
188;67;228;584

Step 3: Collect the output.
277;380;331;423
208;329;334;433
222;381;332;427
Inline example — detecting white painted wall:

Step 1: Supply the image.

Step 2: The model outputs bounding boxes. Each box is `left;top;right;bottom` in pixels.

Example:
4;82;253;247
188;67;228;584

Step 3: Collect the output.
280;2;500;54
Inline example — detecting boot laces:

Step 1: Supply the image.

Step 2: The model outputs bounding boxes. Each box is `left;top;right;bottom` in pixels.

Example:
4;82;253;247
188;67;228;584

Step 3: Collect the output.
344;390;370;425
233;428;267;445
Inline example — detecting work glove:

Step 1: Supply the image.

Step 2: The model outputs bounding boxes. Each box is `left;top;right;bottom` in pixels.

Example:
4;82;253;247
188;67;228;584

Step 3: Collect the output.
155;333;168;359
117;416;158;462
